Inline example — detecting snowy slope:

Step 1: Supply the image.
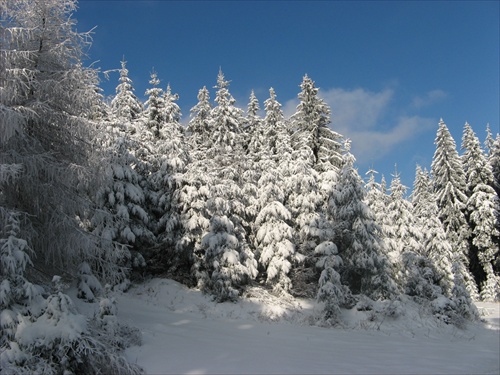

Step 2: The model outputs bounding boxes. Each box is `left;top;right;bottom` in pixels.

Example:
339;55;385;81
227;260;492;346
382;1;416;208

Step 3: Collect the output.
82;278;499;375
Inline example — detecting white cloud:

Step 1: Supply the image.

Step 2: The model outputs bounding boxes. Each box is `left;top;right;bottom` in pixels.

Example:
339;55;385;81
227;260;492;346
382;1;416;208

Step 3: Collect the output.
411;89;447;109
342;115;435;164
321;87;394;130
284;86;438;164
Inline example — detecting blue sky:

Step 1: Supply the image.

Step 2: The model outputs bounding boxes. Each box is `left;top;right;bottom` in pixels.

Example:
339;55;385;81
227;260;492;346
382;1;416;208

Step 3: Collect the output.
76;0;499;190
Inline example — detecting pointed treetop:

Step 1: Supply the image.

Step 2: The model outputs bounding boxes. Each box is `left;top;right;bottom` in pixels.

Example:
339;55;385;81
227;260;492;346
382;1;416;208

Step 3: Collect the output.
215;67;231;90
392;163;399;179
365;165;379;176
389;170;407;200
247;90;260;117
485;123;495;156
149;68;160;86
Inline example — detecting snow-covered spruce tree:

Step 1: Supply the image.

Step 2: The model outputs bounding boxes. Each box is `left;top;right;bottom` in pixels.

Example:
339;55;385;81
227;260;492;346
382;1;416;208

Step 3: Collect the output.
484;124;495;157
246;90;261;130
462;122;496;198
173;87;216;281
402;167;477;318
199;215;254;302
110;59;143;122
130;80;191;274
461;122;500;301
314;241;351;323
290;74;343;172
254;196;298;295
200;160;258;300
209;68;244;154
182;70;257;300
330;142;396;299
142;69;165;139
88;126;152;286
186;86;212;150
364;170;390;229
162;84;182;126
245;90;264;155
240;90;269;234
284;75;345;296
150;84;189;243
364;171;402;294
262;87;286;157
385;172;424;289
245;88;305;295
431;119;478;300
173;158;214;282
284;82;324;270
282;152;326;292
411;166;454;297
489;134;500;275
490;134;500;197
250;87;290;183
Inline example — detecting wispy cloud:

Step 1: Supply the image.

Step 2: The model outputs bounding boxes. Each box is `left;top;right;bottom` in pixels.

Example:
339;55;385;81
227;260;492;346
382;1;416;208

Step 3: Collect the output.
411;89;447;109
342;115;435;163
321;87;394;130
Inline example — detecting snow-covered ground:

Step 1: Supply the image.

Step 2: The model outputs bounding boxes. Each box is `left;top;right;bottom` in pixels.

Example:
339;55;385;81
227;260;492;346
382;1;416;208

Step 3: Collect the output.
77;278;499;374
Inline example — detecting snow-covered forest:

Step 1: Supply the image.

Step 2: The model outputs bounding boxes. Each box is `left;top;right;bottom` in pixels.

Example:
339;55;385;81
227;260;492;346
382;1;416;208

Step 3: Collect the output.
1;1;499;374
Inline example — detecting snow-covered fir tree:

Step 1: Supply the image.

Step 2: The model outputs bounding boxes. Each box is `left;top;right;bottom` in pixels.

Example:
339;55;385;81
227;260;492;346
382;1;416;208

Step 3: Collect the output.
162;84;182;125
411;166;454;297
462;122;495;197
490;134;500;197
245;90;268;160
180;71;257;299
150;84;189;240
254;200;298;294
385;171;424;288
110;59;143;121
364;170;390;238
484;124;495;157
209;69;244;153
241;88;301;295
290;74;343;171
431;119;478;300
173;159;214;278
198;215;252;301
461;123;500;301
314;241;351;323
186;86;212;150
89;125;152;285
489;134;500;275
198;160;258;301
330;142;396;299
143;69;165;138
173;88;216;278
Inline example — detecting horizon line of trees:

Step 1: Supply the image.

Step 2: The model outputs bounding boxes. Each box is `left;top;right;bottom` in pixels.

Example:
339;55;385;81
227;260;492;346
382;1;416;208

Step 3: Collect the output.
1;0;499;373
104;57;500;299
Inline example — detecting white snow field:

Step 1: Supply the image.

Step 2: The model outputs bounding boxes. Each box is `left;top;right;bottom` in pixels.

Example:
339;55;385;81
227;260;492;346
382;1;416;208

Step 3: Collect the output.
101;278;498;375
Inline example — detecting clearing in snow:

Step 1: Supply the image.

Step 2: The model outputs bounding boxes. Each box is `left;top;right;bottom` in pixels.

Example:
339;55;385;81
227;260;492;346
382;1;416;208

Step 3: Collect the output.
73;278;500;375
